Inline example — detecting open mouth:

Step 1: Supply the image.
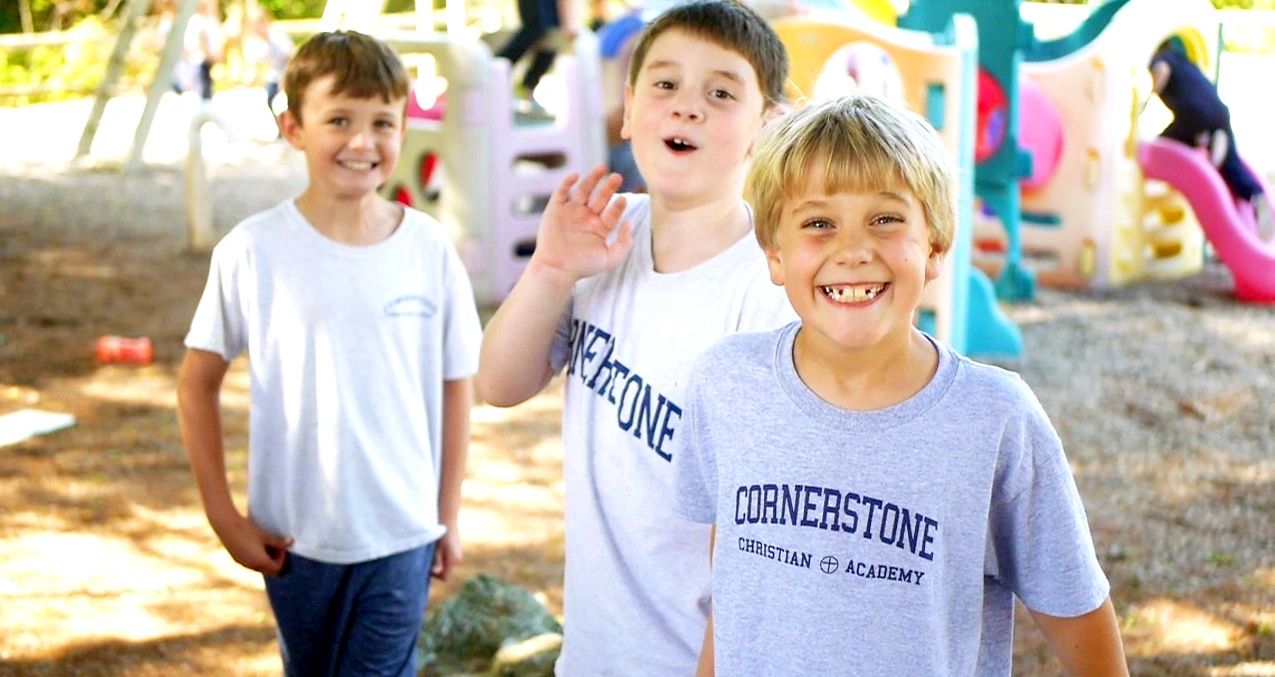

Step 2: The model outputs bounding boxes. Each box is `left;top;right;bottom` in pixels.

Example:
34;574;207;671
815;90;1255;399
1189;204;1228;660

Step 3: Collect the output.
663;137;697;152
338;159;379;171
821;283;887;304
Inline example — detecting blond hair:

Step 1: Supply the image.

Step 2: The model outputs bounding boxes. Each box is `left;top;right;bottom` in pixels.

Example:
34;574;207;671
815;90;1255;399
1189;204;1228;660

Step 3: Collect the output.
747;95;956;253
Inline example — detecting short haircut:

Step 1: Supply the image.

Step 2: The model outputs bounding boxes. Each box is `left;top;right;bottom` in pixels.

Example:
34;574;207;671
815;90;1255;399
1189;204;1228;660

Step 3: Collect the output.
283;30;409;124
627;0;789;109
748;95;956;254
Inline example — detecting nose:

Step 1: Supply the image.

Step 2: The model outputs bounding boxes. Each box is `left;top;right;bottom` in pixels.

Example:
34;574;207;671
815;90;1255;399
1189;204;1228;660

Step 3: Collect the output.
832;228;873;266
347;125;376;149
671;90;703;122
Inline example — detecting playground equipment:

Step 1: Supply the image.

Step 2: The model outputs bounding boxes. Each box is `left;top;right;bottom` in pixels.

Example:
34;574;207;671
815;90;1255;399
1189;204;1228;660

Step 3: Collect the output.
774;12;1023;358
1003;0;1217;291
961;0;1214;293
1140;138;1275;301
185;107;230;252
906;0;1272;303
380;31;607;306
77;0;190;171
901;0;1039;303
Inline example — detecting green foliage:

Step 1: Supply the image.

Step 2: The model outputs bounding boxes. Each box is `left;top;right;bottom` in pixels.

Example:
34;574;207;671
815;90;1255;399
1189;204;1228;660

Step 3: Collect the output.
0;15;131;105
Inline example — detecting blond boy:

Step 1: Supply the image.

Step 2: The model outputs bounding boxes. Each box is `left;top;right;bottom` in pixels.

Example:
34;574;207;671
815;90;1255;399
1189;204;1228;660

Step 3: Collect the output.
675;95;1128;676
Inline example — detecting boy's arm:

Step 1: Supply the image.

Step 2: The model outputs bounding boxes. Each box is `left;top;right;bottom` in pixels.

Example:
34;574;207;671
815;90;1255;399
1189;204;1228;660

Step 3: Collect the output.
1028;597;1128;677
696;612;715;677
558;0;580;38
177;348;291;575
695;524;717;677
476;165;632;406
432;377;473;581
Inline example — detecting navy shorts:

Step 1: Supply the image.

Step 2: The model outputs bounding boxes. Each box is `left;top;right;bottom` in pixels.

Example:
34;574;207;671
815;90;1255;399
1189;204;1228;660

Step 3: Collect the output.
264;542;436;677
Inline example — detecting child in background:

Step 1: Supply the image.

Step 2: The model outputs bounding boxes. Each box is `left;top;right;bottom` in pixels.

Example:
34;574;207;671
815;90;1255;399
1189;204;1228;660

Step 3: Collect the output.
245;7;294;133
177;30;483;676
674;95;1129;676
498;0;579;114
1149;39;1273;240
183;0;224;101
476;1;793;673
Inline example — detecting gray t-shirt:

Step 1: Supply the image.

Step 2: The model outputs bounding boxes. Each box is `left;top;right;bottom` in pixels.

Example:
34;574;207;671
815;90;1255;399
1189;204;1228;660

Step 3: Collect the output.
674;322;1109;676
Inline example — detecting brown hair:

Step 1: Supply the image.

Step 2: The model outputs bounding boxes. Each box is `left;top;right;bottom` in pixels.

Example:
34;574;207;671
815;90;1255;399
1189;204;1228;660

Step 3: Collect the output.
627;0;789;109
283;30;409;124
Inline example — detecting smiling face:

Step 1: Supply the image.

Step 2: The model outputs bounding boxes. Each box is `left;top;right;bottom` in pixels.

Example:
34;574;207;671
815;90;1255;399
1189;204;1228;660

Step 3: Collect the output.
765;164;942;359
280;74;406;201
620;29;769;204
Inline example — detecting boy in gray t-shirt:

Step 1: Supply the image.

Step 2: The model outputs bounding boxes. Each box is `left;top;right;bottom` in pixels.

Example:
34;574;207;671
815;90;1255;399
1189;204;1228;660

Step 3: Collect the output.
673;96;1129;676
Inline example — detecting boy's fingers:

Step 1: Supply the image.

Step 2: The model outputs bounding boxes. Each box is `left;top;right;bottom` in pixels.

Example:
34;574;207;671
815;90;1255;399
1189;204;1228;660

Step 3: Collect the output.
606;220;635;268
600;193;628;228
574;164;610;205
588;172;624;214
551;172;581;204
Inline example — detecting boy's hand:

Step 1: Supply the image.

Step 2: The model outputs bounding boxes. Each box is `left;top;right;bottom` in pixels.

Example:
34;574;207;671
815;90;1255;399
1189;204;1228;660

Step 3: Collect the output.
431;528;463;581
210;511;292;576
529;165;633;286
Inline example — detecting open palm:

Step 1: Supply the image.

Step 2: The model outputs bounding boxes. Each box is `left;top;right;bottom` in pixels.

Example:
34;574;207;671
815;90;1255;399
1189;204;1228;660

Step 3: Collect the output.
531;165;634;282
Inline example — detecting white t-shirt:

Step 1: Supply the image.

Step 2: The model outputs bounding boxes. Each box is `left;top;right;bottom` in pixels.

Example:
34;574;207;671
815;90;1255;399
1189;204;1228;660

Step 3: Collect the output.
185;200;483;564
548;194;797;675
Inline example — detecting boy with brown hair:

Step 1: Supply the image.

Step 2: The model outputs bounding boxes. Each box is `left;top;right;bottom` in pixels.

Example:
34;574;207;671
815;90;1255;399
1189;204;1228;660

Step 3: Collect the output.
675;95;1128;675
476;1;794;673
177;30;482;676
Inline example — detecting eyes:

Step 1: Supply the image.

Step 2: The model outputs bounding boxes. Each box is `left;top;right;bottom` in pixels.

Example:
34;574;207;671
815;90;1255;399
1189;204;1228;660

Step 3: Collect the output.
325;116;401;131
650;78;738;102
802;214;904;231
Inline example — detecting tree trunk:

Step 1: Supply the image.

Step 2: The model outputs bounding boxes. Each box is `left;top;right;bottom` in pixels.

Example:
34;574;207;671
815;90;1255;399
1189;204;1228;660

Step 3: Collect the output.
18;0;33;32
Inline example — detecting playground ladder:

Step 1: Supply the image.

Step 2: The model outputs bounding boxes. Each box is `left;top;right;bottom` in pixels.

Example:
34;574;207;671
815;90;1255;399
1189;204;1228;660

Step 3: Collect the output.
75;0;194;171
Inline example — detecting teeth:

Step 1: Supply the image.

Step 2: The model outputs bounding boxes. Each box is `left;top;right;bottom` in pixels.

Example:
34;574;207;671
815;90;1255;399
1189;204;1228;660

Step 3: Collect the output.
341;160;375;170
822;284;884;303
667;137;694;150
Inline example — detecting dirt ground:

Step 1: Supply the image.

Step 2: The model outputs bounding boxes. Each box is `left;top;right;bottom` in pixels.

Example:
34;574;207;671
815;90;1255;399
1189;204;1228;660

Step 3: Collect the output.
0;101;1273;674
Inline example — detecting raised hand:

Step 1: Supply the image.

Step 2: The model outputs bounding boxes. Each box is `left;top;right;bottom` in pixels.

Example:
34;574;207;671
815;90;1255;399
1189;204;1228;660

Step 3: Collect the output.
529;164;634;285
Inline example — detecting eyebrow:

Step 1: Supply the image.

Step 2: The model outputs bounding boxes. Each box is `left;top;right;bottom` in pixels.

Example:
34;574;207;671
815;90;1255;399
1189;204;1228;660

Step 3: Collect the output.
789;191;912;216
643;60;747;85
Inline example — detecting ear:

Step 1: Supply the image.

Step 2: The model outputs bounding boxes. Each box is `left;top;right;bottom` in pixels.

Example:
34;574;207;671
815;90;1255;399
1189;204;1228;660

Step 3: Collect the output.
278;109;303;149
748;103;788;158
764;243;785;287
924;244;945;282
620;82;634;141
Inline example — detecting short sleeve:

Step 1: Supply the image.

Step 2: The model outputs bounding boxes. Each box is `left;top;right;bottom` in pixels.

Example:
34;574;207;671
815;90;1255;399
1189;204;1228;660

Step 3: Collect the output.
547;295;575;375
442;241;484;381
987;384;1109;618
184;237;247;360
672;354;719;524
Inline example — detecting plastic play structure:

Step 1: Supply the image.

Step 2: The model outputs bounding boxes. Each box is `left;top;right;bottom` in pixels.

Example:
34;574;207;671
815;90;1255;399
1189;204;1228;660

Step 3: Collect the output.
1140;138;1275;302
774;11;1023;358
905;0;1274;303
379;31;606;306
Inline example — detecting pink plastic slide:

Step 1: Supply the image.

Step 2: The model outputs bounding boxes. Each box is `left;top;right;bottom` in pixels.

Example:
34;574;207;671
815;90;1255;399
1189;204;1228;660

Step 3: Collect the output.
1138;138;1275;302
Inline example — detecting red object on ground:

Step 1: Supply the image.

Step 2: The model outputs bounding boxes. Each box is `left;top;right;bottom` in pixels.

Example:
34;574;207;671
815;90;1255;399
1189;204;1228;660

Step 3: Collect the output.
96;336;154;365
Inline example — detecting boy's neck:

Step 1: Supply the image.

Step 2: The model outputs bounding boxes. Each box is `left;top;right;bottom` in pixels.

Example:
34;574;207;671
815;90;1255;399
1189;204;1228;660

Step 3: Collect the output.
293;189;403;246
793;328;939;412
647;192;753;273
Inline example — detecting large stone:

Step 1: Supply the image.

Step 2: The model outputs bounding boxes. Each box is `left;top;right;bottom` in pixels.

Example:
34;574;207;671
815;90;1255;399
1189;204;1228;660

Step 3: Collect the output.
488;633;563;677
420;574;562;675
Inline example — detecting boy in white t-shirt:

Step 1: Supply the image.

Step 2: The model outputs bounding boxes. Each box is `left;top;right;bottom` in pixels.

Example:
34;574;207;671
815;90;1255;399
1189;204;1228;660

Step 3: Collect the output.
177;30;482;676
476;1;795;673
675;95;1129;676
